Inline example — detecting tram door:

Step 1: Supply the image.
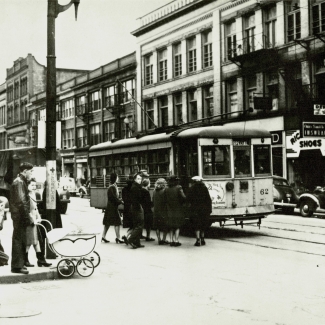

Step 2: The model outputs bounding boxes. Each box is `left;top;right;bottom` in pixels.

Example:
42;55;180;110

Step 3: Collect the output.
175;139;198;192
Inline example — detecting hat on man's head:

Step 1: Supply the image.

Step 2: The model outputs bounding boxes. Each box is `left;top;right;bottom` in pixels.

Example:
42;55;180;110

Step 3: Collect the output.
192;176;203;182
140;170;150;178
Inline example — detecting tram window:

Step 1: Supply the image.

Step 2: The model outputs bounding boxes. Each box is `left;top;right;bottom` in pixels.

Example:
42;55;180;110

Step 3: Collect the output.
234;148;251;176
202;146;230;177
253;145;271;175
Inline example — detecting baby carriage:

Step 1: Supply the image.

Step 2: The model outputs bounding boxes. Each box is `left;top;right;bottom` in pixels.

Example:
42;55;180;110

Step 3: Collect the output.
38;220;100;278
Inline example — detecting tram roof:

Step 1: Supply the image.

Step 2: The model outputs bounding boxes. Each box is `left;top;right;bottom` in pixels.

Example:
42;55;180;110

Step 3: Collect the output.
89;132;172;156
174;125;271;139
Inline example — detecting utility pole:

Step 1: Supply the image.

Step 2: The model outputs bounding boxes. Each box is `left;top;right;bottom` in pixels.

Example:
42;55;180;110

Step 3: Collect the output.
46;0;80;258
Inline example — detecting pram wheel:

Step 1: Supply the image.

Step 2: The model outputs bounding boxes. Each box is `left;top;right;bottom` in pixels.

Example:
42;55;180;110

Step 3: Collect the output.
76;258;94;277
57;259;75;278
88;251;100;267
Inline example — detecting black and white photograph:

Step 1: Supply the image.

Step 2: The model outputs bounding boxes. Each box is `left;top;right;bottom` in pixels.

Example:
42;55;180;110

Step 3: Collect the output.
0;0;325;324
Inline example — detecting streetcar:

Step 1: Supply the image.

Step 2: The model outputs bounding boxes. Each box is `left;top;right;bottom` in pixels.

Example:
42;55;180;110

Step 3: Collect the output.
88;125;274;228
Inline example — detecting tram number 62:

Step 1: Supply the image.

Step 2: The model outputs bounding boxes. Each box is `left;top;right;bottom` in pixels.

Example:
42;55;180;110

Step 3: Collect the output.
260;189;269;195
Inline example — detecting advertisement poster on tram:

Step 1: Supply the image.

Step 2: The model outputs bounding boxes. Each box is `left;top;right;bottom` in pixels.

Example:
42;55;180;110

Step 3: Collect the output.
204;181;226;208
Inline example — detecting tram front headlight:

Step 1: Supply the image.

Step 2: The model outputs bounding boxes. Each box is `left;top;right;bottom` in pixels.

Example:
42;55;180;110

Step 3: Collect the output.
226;182;234;191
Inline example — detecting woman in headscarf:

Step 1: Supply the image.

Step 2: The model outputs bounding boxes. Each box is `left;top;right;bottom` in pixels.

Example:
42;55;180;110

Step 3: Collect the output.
165;175;186;247
102;172;124;244
152;178;169;245
186;176;212;246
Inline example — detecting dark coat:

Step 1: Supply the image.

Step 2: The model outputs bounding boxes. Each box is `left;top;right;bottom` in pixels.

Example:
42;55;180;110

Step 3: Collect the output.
130;182;144;221
142;187;153;229
122;182;133;228
153;188;168;231
186;182;212;229
10;174;31;228
165;185;186;229
103;184;123;226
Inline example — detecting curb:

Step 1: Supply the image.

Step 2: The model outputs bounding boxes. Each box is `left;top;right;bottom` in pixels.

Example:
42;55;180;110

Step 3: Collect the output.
0;267;59;284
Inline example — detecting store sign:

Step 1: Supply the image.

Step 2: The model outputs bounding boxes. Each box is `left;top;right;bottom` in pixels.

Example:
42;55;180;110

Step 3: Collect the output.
302;122;325;137
271;131;283;145
314;104;325;115
286;130;325;158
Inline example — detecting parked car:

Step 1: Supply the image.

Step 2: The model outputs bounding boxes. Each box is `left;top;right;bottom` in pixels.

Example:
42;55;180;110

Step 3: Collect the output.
58;177;89;198
298;186;325;217
273;176;299;214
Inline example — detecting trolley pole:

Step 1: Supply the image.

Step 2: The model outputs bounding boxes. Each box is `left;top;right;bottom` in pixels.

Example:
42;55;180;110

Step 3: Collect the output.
46;0;80;258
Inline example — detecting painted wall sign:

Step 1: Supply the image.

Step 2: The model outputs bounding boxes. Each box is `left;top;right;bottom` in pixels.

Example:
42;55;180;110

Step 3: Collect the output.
204;181;226;207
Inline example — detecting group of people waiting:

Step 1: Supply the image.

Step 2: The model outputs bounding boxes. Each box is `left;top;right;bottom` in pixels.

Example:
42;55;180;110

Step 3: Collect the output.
1;162;62;274
101;171;212;249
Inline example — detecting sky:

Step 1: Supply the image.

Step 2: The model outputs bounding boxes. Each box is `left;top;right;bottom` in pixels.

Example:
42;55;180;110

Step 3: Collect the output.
0;0;172;83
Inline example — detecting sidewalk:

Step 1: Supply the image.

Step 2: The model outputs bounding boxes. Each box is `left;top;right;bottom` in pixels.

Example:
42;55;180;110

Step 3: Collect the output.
0;213;60;284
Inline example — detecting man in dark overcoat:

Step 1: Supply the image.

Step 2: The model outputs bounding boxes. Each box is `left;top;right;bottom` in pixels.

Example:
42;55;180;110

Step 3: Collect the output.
10;162;34;274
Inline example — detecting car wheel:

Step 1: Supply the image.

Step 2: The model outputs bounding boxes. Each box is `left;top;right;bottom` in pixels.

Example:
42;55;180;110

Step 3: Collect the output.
299;200;314;217
60;203;68;214
79;189;84;198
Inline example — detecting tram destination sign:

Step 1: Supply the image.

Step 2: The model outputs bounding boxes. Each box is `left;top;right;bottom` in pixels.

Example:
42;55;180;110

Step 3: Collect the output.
302;122;325;137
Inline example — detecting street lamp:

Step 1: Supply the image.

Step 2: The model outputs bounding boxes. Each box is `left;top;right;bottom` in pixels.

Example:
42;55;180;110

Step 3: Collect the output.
45;0;80;258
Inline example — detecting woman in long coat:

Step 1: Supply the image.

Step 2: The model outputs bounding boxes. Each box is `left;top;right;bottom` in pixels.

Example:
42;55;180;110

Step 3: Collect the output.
186;176;212;246
152;178;168;245
165;175;186;247
102;173;124;243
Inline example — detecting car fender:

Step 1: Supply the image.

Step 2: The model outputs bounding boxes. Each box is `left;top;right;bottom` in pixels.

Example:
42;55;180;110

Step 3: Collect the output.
78;185;87;194
298;193;320;208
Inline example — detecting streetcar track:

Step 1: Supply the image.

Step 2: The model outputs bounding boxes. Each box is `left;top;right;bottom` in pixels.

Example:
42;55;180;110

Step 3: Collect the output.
250;224;325;236
262;220;325;230
218;238;325;257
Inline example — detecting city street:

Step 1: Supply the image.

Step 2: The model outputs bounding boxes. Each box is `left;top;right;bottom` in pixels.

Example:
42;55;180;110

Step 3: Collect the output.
1;197;325;325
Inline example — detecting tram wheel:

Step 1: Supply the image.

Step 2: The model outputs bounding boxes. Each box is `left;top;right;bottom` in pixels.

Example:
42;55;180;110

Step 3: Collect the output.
299;200;314;218
57;259;75;278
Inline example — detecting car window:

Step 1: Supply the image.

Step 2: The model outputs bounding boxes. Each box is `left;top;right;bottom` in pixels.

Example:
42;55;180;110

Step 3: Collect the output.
273;178;289;186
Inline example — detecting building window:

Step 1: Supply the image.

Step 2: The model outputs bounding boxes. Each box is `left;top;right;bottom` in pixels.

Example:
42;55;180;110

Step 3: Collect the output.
76;95;86;115
203;85;214;118
188;89;197;122
144;54;153;86
225;21;237;60
187;37;197;73
158;49;168;82
20;77;27;96
244;14;255;53
20;101;27;122
312;2;325;35
14;81;19;99
246;75;257;110
265;5;277;48
0;132;5;149
202;30;212;68
0;106;5;126
63;129;74;149
173;93;183;125
90;124;101;146
159;96;168;128
105;85;116;108
145;100;155;130
8;86;13;102
62;99;74;119
227;79;238;113
104;120;115;141
121;79;135;103
287;2;301;42
266;70;279;110
173;42;182;77
14;103;19;124
89;91;101;112
77;127;87;147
